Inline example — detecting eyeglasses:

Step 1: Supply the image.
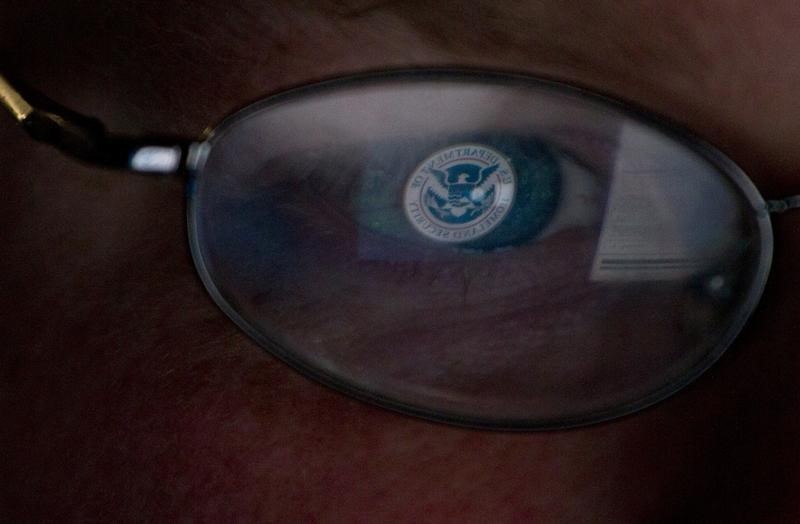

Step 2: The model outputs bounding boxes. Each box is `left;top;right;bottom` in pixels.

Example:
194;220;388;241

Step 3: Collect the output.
3;70;797;430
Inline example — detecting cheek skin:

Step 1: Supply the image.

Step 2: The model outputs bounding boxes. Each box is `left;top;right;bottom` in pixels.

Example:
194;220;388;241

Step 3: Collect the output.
2;1;800;522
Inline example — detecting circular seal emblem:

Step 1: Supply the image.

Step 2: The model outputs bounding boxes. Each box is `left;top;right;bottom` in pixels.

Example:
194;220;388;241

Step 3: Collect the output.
404;143;516;243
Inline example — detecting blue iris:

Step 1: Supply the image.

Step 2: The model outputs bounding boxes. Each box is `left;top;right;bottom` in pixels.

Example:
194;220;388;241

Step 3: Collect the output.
357;134;562;251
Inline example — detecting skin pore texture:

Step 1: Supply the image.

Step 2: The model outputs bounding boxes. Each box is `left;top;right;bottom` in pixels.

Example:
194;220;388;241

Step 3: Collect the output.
2;1;800;521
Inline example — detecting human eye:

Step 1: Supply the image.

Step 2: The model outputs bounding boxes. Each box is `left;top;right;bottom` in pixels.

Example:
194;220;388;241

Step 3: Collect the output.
288;132;605;258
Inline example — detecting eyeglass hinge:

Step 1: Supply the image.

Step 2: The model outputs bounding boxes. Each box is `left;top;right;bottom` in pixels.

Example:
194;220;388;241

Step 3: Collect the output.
767;195;800;214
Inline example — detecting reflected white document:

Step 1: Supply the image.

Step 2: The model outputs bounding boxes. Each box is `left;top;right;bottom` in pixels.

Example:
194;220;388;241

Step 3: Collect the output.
591;124;739;281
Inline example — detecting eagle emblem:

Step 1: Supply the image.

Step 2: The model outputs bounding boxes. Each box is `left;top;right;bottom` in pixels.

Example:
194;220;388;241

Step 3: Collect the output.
424;163;500;224
403;143;516;243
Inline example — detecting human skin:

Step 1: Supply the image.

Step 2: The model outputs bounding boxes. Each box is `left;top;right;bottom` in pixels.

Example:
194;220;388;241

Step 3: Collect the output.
2;1;800;521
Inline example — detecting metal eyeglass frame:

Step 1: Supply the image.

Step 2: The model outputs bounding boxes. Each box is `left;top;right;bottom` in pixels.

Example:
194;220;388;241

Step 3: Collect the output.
3;70;800;430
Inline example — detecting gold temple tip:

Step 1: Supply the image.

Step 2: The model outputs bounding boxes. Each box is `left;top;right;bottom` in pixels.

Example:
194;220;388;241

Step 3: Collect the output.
0;73;34;122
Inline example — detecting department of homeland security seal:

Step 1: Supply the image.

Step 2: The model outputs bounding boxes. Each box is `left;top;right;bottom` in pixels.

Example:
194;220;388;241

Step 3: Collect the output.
404;143;516;243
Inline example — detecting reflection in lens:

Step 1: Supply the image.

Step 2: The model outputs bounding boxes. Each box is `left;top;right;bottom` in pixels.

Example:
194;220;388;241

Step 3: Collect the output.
189;72;772;428
356;135;567;252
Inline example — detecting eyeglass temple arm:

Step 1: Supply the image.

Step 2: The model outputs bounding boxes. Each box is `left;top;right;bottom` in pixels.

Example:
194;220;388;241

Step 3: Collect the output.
4;73;800;209
0;73;199;174
766;195;800;214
